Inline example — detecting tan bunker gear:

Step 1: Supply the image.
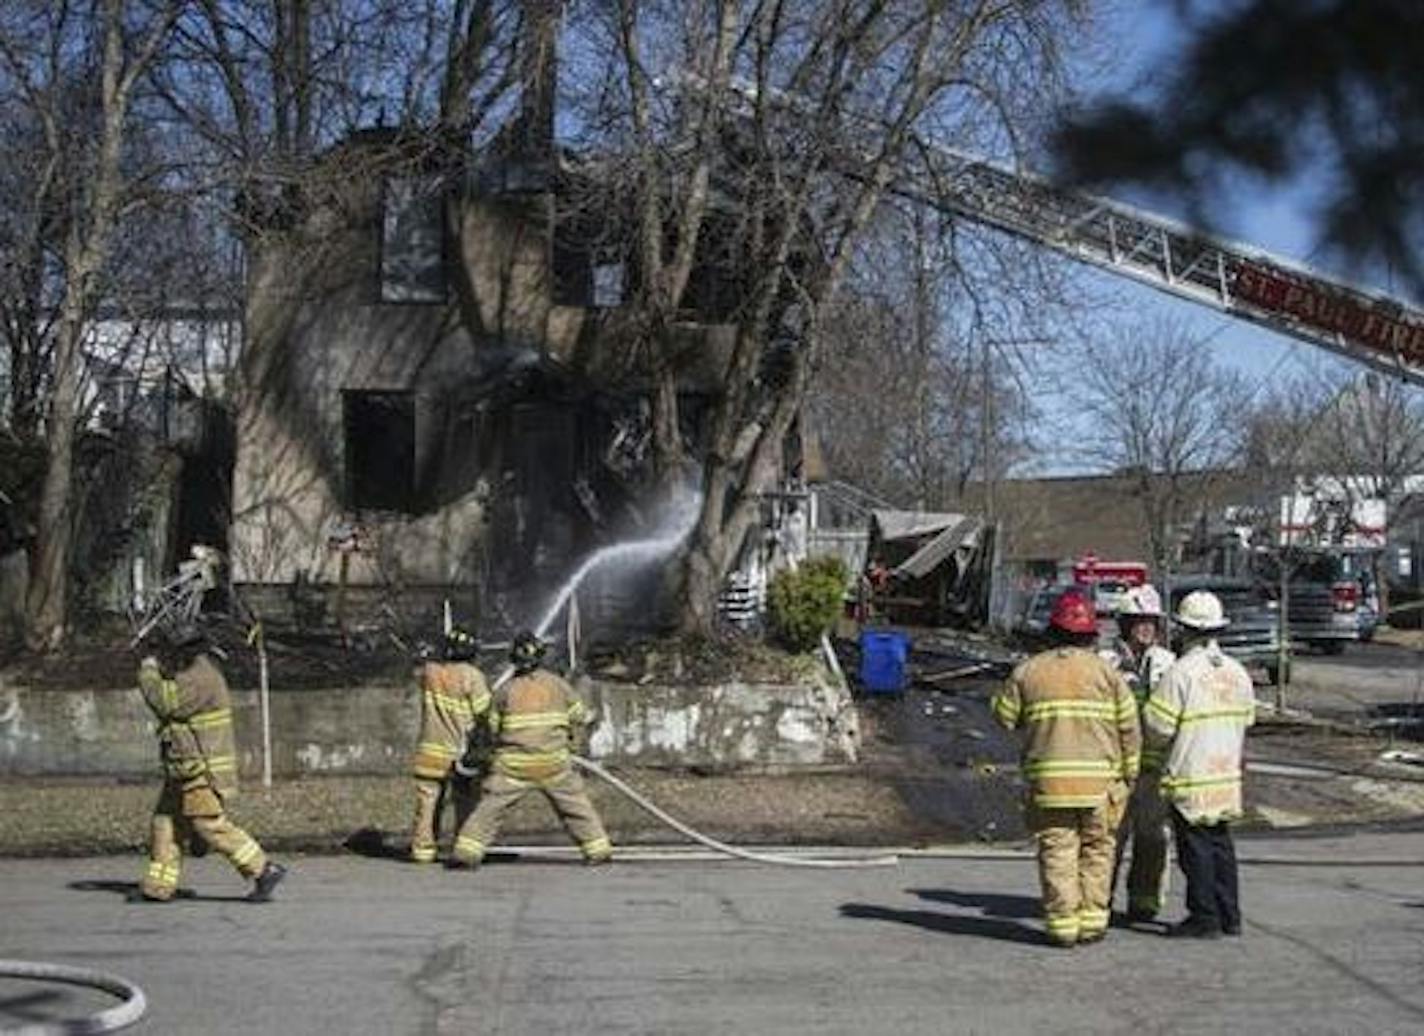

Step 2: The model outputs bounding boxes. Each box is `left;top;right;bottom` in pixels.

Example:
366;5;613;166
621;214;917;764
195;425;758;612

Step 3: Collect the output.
451;669;611;865
137;654;269;900
993;646;1141;945
409;660;491;862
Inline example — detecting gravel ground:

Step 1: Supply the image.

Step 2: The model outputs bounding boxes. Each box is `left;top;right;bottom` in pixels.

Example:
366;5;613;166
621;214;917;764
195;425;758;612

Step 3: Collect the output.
0;769;931;858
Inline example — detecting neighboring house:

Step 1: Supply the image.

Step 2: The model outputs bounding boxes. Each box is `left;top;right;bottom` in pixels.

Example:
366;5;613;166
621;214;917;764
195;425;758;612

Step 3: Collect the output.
230;127;752;632
957;470;1254;627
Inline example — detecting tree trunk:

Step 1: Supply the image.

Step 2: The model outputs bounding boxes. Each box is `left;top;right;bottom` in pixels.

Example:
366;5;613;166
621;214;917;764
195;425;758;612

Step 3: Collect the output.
23;310;84;650
649;359;683;487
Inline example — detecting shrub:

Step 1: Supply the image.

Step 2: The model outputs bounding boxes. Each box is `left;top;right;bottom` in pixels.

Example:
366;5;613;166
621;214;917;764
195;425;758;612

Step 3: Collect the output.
767;556;849;651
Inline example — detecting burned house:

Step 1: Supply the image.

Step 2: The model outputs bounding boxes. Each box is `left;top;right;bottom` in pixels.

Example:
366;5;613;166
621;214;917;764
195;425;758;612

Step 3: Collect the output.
229;129;744;635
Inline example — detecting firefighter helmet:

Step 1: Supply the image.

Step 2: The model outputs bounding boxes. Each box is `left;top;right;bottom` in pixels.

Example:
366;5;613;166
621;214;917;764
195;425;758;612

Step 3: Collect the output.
444;627;479;662
1118;585;1164;618
1175;590;1229;631
1049;588;1098;635
510;630;547;672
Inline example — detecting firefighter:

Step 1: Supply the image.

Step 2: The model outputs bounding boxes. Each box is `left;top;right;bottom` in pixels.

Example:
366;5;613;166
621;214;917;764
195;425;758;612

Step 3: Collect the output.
1144;590;1255;939
992;588;1140;947
1101;585;1176;923
448;631;612;868
408;627;491;863
136;625;287;903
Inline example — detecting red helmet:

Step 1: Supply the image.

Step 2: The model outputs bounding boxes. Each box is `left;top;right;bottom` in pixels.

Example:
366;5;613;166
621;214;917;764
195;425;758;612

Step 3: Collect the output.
1049;589;1097;635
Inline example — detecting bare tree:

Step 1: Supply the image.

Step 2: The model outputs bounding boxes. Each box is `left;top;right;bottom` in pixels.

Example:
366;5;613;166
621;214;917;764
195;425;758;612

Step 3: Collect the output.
0;0;183;649
564;0;1090;631
810;202;1048;511
1270;369;1424;615
1071;318;1247;582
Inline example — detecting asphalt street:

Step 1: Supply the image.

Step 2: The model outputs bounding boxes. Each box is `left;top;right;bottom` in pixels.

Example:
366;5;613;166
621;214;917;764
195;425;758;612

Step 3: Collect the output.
2;834;1422;1035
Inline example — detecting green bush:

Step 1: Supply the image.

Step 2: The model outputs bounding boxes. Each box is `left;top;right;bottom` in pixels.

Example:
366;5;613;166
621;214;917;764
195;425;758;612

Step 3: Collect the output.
767;556;849;651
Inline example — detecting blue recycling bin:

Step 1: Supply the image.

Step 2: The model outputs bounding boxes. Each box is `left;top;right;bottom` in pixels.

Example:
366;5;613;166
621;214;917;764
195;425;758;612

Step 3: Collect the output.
859;630;910;694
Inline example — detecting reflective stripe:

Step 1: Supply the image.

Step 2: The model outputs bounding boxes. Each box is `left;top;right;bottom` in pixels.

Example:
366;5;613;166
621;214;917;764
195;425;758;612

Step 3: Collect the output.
1022;700;1116;721
188;708;232;731
1045;915;1080;934
568;700;587;723
1077;907;1109;928
991;696;1021;726
232;839;262;868
145;861;179;886
205;755;238;774
425;691;478;716
1177;706;1254;726
410;847;437;863
497;749;571;774
454;836;485;858
161;679;180;716
1034;794;1108;808
1024;759;1116;776
581;837;612;858
1144;696;1180;726
500;711;570;731
1162;773;1241;792
417;741;459;759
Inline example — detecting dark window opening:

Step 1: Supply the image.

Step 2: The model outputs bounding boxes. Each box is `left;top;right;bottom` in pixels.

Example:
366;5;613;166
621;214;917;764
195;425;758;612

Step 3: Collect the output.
552;239;625;308
344;390;416;512
380;177;446;303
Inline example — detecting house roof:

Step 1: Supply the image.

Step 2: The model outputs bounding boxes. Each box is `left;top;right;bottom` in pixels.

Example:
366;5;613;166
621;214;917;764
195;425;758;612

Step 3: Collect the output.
958;470;1258;564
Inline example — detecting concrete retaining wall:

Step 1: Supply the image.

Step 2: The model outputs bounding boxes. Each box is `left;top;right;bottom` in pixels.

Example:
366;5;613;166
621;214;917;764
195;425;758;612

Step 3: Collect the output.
0;675;859;778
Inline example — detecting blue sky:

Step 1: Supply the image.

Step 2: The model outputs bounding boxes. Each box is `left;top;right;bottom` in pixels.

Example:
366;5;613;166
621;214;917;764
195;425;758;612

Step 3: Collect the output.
1012;0;1419;472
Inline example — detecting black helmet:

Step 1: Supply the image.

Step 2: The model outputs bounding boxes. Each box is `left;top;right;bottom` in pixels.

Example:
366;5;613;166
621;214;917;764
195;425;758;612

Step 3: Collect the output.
444;626;479;662
510;630;547;672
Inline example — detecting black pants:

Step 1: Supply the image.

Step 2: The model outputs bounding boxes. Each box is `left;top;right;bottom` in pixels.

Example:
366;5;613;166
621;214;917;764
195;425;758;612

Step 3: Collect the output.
1169;806;1241;931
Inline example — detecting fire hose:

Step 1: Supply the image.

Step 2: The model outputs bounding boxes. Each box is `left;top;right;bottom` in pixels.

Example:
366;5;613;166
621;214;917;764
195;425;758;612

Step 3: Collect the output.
455;663;897;869
570;756;898;869
0;959;146;1034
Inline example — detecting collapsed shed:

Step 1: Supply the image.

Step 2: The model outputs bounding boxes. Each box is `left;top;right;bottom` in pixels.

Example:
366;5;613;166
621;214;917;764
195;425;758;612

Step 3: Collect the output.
867;510;994;626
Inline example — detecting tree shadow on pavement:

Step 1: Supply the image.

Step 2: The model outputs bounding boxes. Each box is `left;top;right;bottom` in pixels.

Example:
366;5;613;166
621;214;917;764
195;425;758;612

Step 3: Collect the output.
839;903;1044;946
67;880;247;904
907;888;1041;919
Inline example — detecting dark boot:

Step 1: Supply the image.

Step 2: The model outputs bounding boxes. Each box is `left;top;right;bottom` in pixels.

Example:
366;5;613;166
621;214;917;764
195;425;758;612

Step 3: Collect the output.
247;862;288;903
1168;917;1221;939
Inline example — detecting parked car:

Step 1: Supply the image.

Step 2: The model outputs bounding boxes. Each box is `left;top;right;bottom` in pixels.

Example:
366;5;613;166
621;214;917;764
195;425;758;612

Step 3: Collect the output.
1168;575;1286;684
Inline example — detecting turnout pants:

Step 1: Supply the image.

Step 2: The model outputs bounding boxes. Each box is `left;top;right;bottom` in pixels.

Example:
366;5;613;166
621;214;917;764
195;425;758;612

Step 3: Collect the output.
1169;806;1241;933
452;767;612;865
1029;784;1127;945
141;780;267;900
1113;774;1171;917
410;774;478;862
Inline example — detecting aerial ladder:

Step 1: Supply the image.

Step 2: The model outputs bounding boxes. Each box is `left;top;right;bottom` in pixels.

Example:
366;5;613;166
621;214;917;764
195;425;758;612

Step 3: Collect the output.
697;73;1424;385
892;142;1424;385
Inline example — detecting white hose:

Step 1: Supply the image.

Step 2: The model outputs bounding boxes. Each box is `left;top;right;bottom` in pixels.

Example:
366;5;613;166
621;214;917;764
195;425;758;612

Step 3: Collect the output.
572;756;898;868
0;960;146;1035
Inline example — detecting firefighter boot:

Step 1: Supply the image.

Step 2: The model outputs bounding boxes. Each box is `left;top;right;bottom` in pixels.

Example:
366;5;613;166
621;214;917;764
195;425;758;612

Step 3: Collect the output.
247;862;288;903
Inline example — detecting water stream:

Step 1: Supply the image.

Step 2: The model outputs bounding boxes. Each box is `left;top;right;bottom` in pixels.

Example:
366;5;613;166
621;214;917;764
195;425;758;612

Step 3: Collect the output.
491;490;703;689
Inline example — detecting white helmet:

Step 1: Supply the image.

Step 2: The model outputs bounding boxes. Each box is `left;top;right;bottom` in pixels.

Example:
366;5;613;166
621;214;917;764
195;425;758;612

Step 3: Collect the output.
1119;584;1164;618
1175;590;1229;631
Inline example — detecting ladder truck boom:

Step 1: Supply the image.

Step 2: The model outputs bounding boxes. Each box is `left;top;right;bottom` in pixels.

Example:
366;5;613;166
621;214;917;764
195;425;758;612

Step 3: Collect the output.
692;71;1424;384
896;144;1424;384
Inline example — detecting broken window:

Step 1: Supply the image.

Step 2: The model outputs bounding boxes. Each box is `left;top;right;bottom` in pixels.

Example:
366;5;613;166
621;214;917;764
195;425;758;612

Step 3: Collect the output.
344;390;416;513
380;177;446;303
